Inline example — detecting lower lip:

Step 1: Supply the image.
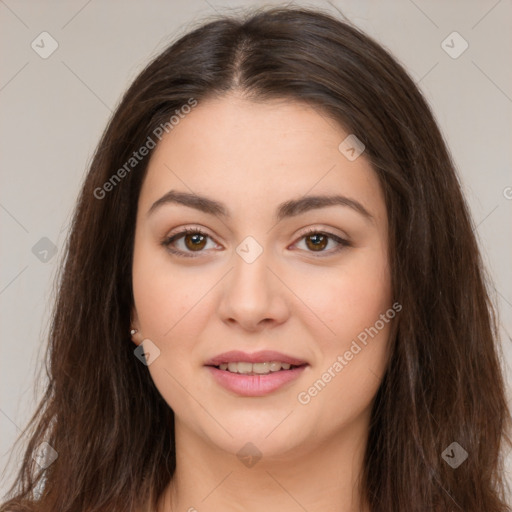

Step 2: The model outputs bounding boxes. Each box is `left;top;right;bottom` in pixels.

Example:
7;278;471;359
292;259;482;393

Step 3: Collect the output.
206;365;308;396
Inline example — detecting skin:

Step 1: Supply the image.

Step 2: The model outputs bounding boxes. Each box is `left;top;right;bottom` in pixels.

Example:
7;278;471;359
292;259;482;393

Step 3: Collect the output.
130;93;393;512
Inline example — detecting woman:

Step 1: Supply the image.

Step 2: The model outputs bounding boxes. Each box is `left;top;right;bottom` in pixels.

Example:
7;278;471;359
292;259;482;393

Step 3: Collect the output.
1;6;510;512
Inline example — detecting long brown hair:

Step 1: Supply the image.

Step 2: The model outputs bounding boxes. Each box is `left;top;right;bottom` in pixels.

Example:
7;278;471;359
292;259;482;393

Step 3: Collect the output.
1;6;510;511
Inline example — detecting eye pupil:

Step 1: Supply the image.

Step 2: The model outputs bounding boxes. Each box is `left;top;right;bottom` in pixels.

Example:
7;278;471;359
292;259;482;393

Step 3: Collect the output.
185;233;207;251
306;233;327;251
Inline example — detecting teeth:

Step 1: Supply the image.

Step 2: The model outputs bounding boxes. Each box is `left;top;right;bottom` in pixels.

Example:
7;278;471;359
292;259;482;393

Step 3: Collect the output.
253;362;270;374
227;362;239;373
217;361;295;374
236;362;252;374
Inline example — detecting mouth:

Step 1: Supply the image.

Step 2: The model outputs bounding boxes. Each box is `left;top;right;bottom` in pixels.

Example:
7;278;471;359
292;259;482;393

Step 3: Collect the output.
204;350;309;396
209;361;307;375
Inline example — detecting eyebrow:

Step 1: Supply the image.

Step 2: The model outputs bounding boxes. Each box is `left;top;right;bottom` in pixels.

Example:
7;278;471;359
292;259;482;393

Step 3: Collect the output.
147;189;374;223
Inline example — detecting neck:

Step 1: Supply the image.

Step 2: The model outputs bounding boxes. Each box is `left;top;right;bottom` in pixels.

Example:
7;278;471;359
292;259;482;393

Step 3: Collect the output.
157;412;371;512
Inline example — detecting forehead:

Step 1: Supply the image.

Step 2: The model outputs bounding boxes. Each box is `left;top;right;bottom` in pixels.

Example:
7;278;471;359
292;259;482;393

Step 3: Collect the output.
149;95;346;170
139;95;386;224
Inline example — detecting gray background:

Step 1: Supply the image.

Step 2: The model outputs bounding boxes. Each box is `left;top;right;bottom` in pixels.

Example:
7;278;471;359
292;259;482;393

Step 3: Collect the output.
1;0;511;498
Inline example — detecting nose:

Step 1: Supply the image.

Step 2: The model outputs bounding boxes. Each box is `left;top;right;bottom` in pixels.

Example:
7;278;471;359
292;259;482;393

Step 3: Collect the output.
216;246;290;332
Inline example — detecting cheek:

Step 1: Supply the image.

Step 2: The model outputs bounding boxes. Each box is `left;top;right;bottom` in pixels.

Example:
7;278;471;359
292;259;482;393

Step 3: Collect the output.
131;246;210;411
295;251;392;427
132;240;212;339
294;247;391;344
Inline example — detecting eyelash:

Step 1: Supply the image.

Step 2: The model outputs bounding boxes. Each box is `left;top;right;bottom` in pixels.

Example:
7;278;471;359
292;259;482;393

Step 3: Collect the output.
161;226;351;259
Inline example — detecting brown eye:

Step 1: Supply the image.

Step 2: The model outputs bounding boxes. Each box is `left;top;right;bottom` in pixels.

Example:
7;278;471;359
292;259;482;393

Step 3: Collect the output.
294;229;350;257
163;227;349;259
183;232;207;251
305;233;328;251
162;228;217;258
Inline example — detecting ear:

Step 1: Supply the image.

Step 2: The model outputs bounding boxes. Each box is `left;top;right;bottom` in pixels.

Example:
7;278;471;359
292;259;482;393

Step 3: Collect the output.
130;307;143;347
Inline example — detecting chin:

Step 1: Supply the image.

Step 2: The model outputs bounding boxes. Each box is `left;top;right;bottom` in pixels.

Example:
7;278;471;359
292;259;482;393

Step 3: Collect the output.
200;417;312;460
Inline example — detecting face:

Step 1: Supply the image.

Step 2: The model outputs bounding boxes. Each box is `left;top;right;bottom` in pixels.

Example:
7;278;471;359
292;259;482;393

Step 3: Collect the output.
131;94;393;460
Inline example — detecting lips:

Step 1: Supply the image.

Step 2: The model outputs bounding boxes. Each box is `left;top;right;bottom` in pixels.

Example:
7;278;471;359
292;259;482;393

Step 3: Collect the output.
204;350;309;396
204;350;308;367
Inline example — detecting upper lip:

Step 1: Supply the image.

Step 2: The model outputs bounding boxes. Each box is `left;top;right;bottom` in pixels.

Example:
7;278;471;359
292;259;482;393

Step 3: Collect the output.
204;350;308;367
